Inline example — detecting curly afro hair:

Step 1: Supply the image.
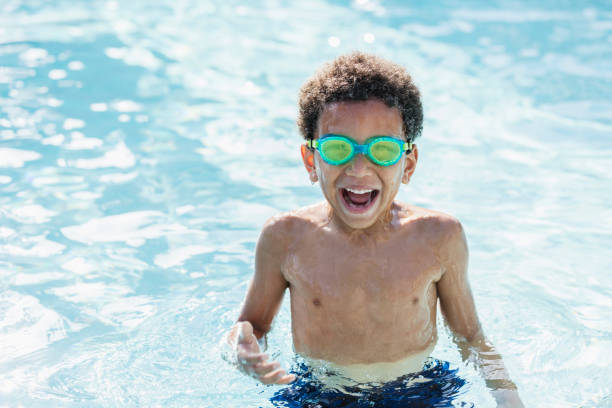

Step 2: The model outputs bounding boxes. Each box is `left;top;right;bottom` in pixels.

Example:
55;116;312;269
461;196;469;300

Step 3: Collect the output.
297;52;423;142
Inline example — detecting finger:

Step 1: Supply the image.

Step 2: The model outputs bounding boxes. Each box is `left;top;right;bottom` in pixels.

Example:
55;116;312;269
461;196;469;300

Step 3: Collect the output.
253;361;280;376
276;373;297;385
260;368;291;385
261;370;294;385
237;352;268;365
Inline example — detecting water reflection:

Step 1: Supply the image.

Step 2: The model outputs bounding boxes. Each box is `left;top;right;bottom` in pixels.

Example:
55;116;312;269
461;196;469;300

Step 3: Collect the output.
0;0;610;407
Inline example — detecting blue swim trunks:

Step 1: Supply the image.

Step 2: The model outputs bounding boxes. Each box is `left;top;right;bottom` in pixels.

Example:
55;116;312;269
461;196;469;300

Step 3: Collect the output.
269;358;473;408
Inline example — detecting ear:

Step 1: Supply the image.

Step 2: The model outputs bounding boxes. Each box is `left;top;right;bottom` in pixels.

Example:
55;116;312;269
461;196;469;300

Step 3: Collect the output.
300;144;318;183
402;144;418;184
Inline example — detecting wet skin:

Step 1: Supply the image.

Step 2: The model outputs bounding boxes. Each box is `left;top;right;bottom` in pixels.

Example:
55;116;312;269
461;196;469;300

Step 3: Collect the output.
227;100;523;406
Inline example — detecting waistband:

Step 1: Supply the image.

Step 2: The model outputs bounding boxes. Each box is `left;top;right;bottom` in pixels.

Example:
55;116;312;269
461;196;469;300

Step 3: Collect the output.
296;344;435;388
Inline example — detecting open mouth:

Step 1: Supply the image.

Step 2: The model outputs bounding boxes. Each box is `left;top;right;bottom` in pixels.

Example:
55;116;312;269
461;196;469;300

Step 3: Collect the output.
339;188;379;213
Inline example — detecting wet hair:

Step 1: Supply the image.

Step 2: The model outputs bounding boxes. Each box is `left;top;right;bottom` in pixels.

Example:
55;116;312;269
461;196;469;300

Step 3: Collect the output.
297;51;423;142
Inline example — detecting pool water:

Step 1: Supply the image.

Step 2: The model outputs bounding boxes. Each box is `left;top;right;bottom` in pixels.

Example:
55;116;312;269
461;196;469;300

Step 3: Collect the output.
1;0;611;406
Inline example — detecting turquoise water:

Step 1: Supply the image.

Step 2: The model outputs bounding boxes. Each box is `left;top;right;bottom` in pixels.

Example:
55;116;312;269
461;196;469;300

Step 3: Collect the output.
1;0;611;406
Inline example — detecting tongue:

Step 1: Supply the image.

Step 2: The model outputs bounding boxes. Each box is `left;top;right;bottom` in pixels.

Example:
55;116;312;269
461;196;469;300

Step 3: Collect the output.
347;190;371;205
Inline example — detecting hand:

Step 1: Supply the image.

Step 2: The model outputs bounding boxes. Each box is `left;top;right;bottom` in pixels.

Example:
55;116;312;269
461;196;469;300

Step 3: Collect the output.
235;321;296;385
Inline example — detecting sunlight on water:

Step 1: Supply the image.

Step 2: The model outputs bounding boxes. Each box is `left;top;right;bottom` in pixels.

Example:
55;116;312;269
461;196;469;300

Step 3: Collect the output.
1;0;611;407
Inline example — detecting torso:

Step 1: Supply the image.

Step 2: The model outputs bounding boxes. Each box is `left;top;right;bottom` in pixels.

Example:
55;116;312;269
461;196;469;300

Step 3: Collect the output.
279;201;449;378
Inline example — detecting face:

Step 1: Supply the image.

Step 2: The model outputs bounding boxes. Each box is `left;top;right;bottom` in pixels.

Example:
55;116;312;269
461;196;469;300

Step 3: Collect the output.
301;99;418;231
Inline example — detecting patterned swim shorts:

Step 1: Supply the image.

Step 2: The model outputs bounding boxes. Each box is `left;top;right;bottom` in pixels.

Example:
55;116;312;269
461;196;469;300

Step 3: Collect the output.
269;358;473;408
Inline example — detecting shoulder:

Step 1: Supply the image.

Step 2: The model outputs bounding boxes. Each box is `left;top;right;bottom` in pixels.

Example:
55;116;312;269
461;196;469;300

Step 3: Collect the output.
407;206;468;278
259;202;329;245
426;210;465;245
395;204;467;264
397;203;464;240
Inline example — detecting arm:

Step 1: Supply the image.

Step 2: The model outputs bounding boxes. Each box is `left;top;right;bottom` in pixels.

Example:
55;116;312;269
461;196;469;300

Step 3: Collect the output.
222;216;295;385
437;220;524;407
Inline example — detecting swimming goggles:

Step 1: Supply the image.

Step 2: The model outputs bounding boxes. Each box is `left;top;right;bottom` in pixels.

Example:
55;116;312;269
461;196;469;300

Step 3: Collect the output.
307;134;413;166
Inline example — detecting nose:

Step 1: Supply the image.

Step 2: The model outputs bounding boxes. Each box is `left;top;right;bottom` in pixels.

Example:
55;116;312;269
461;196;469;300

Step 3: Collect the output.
345;153;372;176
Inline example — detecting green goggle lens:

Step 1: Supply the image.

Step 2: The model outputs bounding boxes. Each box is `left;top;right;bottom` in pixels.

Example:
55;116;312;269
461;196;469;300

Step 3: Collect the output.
320;139;353;163
309;135;410;166
369;140;401;164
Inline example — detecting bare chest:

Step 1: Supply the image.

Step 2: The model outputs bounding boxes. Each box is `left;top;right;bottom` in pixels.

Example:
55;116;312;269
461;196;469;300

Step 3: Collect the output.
284;236;442;360
284;239;441;311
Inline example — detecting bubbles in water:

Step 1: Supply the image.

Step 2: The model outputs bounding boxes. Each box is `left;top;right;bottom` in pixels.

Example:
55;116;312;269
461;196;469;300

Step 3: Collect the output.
0;147;41;168
71;141;135;169
63;118;85;130
68;60;85;70
66;132;103;150
48;69;67;80
0;291;68;362
111;99;142;112
90;102;108;112
8;204;57;224
328;36;341;47
46;97;63;107
42;134;64;146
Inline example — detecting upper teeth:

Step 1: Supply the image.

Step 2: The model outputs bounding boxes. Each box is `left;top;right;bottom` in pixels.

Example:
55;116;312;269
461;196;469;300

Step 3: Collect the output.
346;188;373;194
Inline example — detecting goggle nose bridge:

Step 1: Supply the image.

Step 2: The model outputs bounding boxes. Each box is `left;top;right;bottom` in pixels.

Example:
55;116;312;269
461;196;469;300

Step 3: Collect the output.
353;144;368;155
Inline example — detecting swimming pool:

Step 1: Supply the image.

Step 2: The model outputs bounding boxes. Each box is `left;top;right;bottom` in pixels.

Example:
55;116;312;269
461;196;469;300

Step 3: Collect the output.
1;0;610;406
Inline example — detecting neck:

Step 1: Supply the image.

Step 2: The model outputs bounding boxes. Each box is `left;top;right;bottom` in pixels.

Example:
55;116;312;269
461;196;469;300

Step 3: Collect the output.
327;201;399;238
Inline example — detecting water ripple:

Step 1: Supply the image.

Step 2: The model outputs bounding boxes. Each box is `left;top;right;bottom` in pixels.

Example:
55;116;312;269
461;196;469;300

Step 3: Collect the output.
0;0;610;407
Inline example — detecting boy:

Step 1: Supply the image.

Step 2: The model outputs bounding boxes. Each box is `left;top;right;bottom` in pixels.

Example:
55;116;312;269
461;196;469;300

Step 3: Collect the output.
224;52;523;407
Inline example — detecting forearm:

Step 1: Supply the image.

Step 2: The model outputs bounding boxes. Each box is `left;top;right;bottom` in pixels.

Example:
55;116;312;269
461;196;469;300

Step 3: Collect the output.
457;334;516;388
455;333;524;407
